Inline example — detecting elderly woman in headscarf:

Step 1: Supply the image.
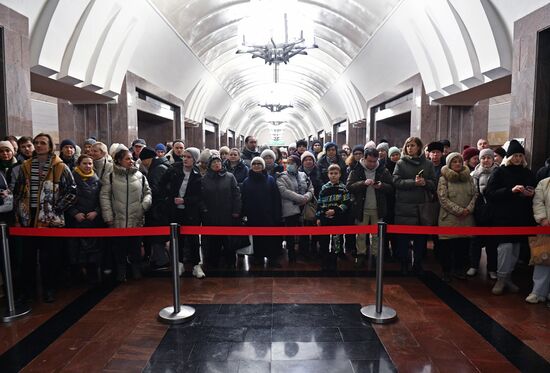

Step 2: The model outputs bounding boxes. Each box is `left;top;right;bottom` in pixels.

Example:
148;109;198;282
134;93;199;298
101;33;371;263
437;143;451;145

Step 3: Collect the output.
484;140;536;295
201;154;241;269
436;152;477;282
242;156;283;267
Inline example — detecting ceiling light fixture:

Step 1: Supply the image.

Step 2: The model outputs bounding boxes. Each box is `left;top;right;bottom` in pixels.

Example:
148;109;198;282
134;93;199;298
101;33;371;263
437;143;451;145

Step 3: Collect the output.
258;103;294;112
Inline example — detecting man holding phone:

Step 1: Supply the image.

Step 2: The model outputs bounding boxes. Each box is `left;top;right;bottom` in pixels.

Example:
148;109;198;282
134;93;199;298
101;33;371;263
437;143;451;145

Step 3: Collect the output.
346;148;394;267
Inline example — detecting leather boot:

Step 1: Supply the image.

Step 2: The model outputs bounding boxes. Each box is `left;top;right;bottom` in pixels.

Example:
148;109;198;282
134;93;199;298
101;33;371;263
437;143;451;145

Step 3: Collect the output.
492;278;506;295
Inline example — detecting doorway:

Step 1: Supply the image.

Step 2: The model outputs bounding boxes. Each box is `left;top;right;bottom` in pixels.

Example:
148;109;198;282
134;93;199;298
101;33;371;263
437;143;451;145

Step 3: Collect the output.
137;110;174;148
375;111;411;148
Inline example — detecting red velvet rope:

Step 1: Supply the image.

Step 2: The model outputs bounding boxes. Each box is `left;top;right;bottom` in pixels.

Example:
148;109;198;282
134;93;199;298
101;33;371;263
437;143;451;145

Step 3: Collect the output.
7;225;550;238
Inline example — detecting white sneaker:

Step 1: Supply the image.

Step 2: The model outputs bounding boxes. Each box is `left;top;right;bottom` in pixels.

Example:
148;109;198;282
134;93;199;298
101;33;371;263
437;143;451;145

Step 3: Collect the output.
466;268;477;276
489;271;497;280
525;293;545;304
192;264;206;279
178;262;185;276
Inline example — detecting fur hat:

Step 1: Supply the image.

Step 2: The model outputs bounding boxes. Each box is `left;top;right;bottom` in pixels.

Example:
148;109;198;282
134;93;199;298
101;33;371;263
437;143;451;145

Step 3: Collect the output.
376;142;389;152
300;151;316;164
388;146;400;157
60;139;76;149
506;139;525;157
462;146;480;161
260;149;276;160
251;156;265;169
479;148;494;159
427;141;444;153
445;152;463;167
109;143;128;158
185;147;200;163
138;147;156;160
0;140;14;152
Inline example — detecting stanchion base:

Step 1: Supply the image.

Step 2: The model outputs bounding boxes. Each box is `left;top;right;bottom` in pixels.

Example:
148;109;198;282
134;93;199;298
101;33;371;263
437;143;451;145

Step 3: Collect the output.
158;305;195;324
360;305;397;324
2;305;31;322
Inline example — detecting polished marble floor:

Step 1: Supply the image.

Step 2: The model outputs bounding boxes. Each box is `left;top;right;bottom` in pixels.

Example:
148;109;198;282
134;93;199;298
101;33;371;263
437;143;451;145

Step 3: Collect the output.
0;250;549;372
145;304;395;373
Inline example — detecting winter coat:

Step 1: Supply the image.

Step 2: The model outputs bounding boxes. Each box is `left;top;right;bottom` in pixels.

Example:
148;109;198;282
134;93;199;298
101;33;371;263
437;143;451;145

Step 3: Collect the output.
60;154;78;171
100;164;152;228
165;150;183;165
277;170;314;218
201;168;241;226
159;164;202;225
66;171;102;228
299;164;322;198
471;163;498;195
346;160;394;221
242;170;282;226
241;147;260;166
145;157;171;225
223;159;249;187
393;154;436;225
535;158;550;184
533;177;550;224
318;154;347;184
484;163;536;243
0;157;18;186
316;181;351;225
14;154;77;227
266;163;284;177
93;156;114;184
437;165;477;239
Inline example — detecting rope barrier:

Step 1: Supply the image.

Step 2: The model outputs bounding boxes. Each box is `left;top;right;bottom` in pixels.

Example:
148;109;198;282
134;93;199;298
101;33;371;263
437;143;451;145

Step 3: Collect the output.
7;224;550;238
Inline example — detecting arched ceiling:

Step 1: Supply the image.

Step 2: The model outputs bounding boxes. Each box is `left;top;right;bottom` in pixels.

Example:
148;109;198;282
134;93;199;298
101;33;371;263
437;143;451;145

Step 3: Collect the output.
150;0;402;137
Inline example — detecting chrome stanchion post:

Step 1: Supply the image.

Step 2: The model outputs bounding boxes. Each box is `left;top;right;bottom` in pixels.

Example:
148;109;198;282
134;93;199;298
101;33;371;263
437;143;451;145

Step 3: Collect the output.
158;223;195;324
361;222;397;324
1;223;31;322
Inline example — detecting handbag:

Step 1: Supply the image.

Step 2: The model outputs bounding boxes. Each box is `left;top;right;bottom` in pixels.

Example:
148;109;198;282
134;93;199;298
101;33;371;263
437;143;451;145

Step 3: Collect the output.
419;190;439;226
528;235;550;266
0;172;13;213
302;197;318;221
474;178;491;226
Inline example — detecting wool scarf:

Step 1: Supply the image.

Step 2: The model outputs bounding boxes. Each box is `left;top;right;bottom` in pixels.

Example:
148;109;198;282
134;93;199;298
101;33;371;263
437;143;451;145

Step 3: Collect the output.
30;155;51;208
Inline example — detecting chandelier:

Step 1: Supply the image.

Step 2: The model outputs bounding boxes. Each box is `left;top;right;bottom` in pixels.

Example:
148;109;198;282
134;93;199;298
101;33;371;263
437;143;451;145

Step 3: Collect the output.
258;103;294;112
236;0;318;82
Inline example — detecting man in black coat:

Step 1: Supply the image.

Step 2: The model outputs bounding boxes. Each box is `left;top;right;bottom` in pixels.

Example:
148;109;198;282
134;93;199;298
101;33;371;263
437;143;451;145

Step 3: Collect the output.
241;136;260;167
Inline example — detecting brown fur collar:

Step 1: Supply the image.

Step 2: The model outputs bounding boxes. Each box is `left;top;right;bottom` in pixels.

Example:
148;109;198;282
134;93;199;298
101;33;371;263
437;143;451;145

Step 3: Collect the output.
441;165;471;182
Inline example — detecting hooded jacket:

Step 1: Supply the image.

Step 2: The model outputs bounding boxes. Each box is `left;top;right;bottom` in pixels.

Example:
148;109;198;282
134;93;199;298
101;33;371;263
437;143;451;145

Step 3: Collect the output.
100;164;152;228
15;154;77;227
346;159;394;221
93;156;114;184
393;153;436;225
277;170;314;218
437;164;477;239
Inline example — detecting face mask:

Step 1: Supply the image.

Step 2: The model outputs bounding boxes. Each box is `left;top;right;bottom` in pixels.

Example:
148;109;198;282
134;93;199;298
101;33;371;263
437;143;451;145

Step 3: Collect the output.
287;164;297;173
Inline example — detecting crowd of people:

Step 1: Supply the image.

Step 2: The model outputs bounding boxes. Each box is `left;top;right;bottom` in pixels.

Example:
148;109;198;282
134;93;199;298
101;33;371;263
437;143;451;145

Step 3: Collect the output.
0;132;548;308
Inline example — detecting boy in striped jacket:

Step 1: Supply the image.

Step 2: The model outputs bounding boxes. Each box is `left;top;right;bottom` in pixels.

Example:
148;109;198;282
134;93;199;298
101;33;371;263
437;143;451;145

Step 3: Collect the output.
316;164;351;271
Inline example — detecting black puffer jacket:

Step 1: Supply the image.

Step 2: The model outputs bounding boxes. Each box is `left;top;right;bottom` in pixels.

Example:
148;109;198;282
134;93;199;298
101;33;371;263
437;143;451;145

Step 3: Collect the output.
201;169;241;226
318;154;347;184
241;148;260;166
223;159;249;187
146;157;171;225
485;163;536;243
158;164;202;225
66;171;102;228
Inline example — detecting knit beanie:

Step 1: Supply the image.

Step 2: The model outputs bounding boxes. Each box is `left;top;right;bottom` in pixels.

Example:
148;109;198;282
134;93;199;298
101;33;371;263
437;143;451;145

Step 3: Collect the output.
207;154;222;169
388;146;400;157
300;151;316;164
288;154;301;167
251;156;265;169
352;145;364;154
109;143;128;158
376;142;389;152
155;143;166;152
364;140;376;149
185;147;200;163
84;138;96;145
324;142;337;151
199;149;212;163
506;139;525;157
60;139;76;149
138;147;156;160
0;140;14;152
260;149;276;160
132;138;146;147
462;146;480;161
479;148;494;159
445;152;463;167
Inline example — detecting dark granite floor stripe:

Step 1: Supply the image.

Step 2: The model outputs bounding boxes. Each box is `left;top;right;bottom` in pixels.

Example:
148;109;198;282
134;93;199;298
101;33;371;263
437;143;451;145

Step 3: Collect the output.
148;269;406;278
0;283;116;373
421;271;550;372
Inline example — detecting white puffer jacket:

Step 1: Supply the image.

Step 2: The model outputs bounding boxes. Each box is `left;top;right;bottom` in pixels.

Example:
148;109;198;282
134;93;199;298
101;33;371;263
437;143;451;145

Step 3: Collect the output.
277;171;314;218
100;164;152;228
533;177;550;224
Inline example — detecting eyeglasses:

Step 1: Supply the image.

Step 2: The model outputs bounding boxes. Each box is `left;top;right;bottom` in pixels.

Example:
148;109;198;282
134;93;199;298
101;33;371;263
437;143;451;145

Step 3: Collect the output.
251;163;263;166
